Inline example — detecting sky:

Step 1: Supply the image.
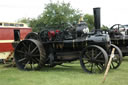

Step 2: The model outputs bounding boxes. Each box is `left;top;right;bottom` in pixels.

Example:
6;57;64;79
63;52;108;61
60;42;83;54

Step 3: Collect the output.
0;0;128;27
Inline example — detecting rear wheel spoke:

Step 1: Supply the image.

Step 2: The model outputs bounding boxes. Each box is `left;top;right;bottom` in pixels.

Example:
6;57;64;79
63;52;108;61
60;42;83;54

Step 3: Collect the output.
35;58;40;62
28;43;32;53
32;58;38;63
24;61;30;69
31;54;40;57
18;58;26;62
22;42;28;51
31;47;38;54
16;50;25;54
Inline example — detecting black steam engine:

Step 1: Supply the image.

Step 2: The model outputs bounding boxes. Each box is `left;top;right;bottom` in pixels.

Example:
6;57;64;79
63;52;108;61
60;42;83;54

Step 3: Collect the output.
14;8;122;73
108;24;128;56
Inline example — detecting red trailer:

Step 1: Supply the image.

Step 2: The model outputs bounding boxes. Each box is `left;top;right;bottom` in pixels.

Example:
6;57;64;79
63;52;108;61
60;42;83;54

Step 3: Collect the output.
0;22;32;61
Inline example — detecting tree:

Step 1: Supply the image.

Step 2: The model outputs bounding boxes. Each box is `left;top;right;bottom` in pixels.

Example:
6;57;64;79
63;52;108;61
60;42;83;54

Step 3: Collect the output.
101;25;109;30
30;2;81;31
83;14;94;31
17;17;31;24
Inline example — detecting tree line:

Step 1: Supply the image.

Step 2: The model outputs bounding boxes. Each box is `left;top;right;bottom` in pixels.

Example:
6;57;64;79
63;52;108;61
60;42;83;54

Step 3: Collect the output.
18;2;108;32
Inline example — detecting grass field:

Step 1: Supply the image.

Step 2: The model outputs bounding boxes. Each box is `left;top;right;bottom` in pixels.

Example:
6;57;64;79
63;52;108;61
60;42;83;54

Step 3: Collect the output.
0;57;128;85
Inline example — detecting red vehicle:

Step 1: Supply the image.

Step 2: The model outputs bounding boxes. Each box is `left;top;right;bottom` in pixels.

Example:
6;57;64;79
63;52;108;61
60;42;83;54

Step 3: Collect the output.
0;22;32;62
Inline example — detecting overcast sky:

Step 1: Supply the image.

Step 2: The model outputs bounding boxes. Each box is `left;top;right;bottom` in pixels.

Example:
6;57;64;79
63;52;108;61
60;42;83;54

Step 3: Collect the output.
0;0;128;27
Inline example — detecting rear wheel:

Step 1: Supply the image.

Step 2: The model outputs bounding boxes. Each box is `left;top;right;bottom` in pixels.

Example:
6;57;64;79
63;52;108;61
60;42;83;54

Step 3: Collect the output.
14;39;46;70
80;45;108;73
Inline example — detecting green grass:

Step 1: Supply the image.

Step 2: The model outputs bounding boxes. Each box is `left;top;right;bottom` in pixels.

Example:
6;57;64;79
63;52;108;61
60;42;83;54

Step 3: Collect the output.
0;57;128;85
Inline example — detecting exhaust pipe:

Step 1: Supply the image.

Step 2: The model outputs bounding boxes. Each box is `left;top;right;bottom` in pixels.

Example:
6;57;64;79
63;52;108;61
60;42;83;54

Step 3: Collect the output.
93;8;101;30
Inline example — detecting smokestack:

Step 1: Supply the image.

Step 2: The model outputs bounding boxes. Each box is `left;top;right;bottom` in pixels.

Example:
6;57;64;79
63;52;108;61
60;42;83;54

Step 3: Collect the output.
93;8;101;29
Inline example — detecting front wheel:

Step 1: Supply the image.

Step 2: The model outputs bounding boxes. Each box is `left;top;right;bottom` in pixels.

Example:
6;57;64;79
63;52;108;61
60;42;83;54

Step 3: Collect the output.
80;45;108;73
